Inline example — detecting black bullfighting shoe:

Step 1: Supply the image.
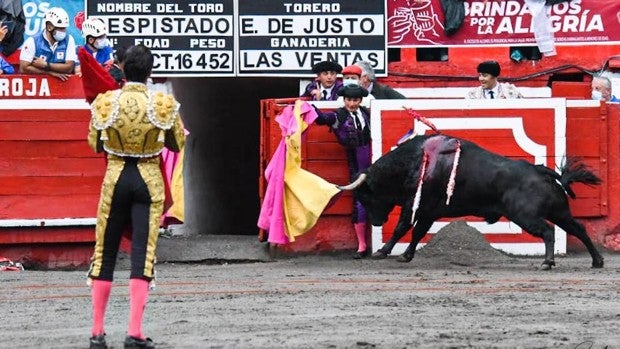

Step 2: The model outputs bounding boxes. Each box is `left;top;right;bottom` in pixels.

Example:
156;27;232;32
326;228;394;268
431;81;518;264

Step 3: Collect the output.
124;336;155;349
89;334;108;349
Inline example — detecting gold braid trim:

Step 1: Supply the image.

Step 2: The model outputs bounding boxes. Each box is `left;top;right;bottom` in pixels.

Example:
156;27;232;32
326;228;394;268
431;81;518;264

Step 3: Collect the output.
91;90;121;130
91;89;179;131
150;91;180;130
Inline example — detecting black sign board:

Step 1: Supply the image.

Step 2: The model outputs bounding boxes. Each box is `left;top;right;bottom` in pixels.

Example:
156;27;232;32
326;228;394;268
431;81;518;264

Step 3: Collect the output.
237;0;386;77
85;0;236;77
85;0;386;77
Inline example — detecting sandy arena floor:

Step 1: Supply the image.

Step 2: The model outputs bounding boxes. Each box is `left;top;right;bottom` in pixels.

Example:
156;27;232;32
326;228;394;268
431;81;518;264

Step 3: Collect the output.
1;224;619;349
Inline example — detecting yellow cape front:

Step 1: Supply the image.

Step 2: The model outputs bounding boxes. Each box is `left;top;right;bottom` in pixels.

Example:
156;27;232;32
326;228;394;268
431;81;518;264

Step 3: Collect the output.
283;100;340;240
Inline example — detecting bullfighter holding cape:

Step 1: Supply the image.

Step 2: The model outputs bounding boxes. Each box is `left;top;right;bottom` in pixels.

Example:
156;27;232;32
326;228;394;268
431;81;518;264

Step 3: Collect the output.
258;100;340;245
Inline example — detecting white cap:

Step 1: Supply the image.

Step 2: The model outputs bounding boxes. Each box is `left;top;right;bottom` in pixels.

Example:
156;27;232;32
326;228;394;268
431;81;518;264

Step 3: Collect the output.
44;7;69;28
81;18;107;38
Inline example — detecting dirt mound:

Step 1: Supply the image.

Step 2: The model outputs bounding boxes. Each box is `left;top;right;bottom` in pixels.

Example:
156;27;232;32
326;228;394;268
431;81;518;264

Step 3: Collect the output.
416;220;514;266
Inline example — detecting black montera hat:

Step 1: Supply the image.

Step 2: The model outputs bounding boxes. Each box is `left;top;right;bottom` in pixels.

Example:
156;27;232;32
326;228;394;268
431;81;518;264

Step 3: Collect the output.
477;60;501;77
312;60;343;74
338;84;369;99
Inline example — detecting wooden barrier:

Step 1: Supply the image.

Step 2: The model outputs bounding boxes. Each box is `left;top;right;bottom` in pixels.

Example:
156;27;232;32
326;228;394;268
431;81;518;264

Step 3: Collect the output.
0;75;103;268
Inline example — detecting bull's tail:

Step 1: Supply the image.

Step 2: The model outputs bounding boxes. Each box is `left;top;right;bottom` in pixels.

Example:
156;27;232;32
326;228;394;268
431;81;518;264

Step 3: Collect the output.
556;158;601;199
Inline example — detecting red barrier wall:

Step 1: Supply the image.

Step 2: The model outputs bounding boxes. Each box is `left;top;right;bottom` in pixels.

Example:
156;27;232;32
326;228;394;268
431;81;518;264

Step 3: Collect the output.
0;75;103;268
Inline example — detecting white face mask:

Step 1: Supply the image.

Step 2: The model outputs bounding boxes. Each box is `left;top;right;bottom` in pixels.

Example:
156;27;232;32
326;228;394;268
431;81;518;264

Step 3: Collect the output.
53;29;66;42
94;38;108;50
343;79;358;86
591;90;603;100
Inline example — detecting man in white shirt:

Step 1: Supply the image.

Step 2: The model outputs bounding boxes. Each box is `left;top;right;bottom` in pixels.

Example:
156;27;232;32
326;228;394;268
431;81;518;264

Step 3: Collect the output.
19;7;77;81
466;60;523;99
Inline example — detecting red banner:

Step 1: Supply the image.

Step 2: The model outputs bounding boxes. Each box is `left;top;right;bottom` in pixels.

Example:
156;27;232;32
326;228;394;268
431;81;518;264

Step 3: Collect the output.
387;0;620;47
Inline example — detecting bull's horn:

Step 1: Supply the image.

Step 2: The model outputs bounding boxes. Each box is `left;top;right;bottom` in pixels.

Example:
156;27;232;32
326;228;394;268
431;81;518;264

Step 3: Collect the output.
337;173;367;191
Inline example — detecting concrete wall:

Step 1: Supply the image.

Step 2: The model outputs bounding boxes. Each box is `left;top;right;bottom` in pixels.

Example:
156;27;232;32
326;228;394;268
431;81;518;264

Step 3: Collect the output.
170;77;298;235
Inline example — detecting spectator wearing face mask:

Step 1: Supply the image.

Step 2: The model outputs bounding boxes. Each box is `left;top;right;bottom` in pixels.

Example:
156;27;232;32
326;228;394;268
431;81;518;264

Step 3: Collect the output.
75;17;114;78
591;75;619;103
19;7;76;81
337;64;367;104
341;64;362;86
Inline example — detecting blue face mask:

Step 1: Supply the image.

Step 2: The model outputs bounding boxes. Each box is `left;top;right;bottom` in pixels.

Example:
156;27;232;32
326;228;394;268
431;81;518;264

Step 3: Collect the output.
343;79;358;86
591;90;603;100
53;29;66;42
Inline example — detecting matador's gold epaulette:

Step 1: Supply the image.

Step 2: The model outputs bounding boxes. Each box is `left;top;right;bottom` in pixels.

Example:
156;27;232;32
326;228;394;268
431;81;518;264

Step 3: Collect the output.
91;90;121;130
149;91;180;130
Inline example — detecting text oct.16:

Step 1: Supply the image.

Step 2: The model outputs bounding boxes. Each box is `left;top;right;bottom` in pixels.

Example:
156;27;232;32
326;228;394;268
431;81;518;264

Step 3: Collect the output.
151;51;232;73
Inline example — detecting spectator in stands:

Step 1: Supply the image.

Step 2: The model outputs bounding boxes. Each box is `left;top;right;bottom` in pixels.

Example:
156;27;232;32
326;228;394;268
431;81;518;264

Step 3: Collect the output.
301;60;343;101
355;60;406;99
107;46;127;84
341;64;362;86
337;65;369;106
591;75;619;103
313;84;372;259
466;60;523;99
75;17;114;77
0;0;25;57
19;7;76;81
0;24;14;74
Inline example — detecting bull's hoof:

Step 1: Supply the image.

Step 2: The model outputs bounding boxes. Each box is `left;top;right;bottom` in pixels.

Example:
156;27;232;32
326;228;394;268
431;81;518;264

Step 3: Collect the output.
592;258;604;268
397;253;414;263
541;260;556;270
371;250;388;259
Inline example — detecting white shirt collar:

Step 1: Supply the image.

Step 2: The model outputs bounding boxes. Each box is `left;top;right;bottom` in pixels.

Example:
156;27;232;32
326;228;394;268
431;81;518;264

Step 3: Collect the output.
43;32;58;52
485;84;500;98
350;109;366;129
367;82;374;94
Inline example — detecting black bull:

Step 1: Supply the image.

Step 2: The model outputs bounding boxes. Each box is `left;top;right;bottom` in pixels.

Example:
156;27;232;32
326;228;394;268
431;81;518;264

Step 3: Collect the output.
338;134;604;269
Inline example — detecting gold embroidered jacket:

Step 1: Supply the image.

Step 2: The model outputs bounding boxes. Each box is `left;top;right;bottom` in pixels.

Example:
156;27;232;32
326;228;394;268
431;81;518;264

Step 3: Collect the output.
88;83;185;157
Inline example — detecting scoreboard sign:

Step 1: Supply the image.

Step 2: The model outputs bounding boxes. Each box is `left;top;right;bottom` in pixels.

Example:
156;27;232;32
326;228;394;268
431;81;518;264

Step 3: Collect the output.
85;0;235;77
86;0;386;77
369;98;568;256
238;0;386;76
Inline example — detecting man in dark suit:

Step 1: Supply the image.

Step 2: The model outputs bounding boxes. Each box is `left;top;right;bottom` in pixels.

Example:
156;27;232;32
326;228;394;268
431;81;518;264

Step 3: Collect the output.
355;61;406;99
300;60;343;101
